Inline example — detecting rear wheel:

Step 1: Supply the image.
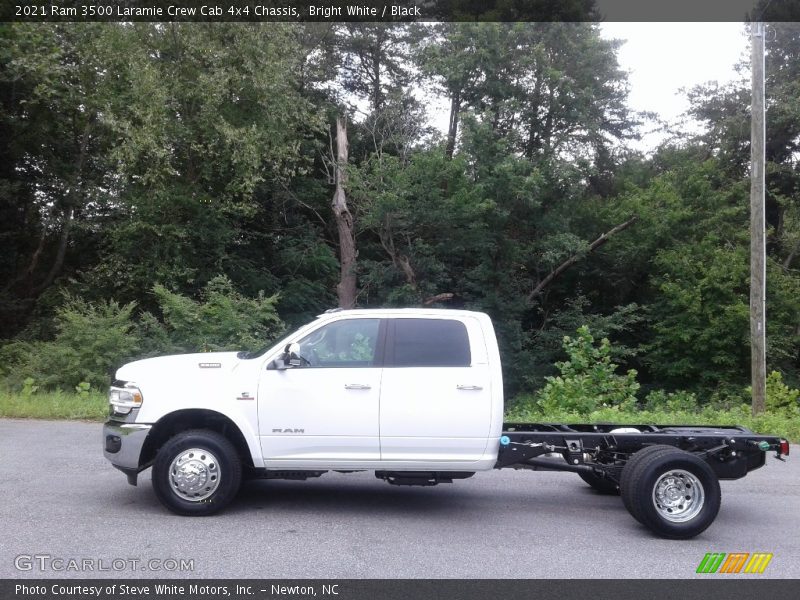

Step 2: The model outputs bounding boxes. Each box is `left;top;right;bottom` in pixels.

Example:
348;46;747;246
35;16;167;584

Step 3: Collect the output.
620;447;720;539
578;470;619;494
152;429;242;516
620;445;677;522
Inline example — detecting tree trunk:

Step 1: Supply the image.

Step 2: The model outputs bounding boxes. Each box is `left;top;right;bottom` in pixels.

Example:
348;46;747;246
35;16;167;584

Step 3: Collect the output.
378;220;452;306
525;68;543;159
783;241;799;270
378;219;417;289
18;115;93;296
372;52;381;112
32;208;74;295
445;89;461;159
423;293;454;305
332;115;357;309
1;230;47;295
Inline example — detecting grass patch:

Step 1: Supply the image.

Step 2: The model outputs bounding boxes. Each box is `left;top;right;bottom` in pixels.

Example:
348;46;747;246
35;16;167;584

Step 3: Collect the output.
506;405;800;443
0;390;107;421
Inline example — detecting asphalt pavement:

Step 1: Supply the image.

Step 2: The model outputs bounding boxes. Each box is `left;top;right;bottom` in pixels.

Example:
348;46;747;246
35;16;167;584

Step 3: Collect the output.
1;419;798;579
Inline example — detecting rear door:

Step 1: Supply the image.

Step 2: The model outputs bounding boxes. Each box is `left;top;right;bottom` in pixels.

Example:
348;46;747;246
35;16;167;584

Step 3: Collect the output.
379;316;492;463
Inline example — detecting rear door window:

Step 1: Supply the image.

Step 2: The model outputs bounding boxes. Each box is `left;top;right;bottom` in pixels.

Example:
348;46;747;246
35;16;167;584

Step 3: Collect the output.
389;318;471;367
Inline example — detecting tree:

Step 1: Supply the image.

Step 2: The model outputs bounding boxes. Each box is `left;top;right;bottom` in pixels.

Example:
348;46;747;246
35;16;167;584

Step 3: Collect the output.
421;23;633;164
417;23;483;158
598;152;800;398
535;326;639;415
337;24;415;113
687;23;800;268
0;24;115;337
332;115;357;308
83;23;321;308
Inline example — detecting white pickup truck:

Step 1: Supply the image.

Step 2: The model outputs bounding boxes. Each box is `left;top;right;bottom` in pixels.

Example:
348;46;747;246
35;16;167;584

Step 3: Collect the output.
103;308;789;539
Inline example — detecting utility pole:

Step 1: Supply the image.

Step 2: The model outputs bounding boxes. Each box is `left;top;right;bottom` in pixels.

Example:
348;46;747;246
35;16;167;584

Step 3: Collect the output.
750;21;767;415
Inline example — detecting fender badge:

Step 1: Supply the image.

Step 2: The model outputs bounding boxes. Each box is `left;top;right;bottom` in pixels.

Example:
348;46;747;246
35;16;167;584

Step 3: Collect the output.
199;362;221;368
236;392;253;401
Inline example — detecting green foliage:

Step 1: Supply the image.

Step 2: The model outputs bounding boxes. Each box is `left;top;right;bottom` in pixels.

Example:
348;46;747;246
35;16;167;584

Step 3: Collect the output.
643;389;699;412
2;22;800;406
21;377;39;398
83;23;323;305
521;297;642;392
419;22;632;160
611;155;800;397
74;381;91;398
531;326;639;415
152;275;284;353
504;403;800;443
0;276;283;391
752;371;800;414
508;332;799;442
0;23;117;337
649;240;750;393
4;297;139;391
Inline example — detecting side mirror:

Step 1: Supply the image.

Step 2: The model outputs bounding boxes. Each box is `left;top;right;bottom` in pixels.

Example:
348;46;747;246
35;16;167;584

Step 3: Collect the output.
286;343;303;367
268;343;305;371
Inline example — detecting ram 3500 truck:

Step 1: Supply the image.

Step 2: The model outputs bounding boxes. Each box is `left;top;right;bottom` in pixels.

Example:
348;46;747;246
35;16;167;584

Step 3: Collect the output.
103;308;789;539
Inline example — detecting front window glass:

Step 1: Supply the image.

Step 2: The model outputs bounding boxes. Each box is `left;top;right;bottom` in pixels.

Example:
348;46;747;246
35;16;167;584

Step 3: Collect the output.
297;319;381;368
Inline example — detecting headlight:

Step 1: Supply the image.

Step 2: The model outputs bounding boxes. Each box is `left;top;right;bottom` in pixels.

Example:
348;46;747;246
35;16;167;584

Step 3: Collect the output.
109;382;143;415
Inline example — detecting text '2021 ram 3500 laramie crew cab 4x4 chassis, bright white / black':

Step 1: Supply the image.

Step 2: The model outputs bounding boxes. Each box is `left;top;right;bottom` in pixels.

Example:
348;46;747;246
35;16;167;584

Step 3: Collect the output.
103;308;789;539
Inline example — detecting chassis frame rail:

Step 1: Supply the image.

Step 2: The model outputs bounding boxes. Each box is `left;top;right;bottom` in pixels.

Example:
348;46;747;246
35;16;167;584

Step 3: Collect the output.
496;422;788;481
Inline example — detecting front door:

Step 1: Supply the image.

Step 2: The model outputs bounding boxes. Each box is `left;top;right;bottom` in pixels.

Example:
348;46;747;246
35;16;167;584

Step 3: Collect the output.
258;317;384;466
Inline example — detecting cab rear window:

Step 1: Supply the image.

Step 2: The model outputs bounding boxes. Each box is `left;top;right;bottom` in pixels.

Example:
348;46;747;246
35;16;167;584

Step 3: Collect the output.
389;319;471;367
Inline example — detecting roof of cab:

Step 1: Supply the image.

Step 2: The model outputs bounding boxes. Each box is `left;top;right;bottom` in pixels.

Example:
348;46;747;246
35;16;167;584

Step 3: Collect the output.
315;307;488;319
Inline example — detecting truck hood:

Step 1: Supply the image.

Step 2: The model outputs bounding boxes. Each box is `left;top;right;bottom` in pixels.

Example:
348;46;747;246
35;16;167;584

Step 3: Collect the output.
115;351;241;384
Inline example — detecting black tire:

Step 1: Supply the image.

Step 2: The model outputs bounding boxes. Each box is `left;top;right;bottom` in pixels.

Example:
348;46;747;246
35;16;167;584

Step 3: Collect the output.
578;470;620;494
620;445;678;522
620;448;721;539
152;429;242;516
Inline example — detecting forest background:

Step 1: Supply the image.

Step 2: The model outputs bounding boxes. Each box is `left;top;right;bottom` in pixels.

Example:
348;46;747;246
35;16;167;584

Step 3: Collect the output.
1;15;798;434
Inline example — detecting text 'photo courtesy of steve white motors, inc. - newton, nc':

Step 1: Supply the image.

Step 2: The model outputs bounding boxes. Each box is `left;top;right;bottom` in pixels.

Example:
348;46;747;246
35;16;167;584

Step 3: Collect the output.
13;3;421;18
14;583;337;597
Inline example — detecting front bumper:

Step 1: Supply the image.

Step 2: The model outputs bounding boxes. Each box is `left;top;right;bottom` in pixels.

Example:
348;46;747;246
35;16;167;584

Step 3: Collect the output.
103;420;152;485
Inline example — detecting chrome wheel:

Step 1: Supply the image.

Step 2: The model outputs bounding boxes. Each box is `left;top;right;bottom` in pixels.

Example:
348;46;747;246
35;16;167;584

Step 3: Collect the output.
169;448;220;502
652;469;705;523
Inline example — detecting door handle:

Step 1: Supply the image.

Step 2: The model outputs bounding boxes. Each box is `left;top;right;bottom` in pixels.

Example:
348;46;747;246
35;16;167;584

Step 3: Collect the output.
344;383;371;390
456;384;483;391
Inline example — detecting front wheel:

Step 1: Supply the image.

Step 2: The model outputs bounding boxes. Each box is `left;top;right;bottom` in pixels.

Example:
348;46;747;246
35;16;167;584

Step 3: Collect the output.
152;429;242;516
620;448;720;539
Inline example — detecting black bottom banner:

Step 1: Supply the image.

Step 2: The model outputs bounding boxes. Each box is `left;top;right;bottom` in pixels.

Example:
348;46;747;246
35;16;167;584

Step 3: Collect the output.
3;579;798;600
